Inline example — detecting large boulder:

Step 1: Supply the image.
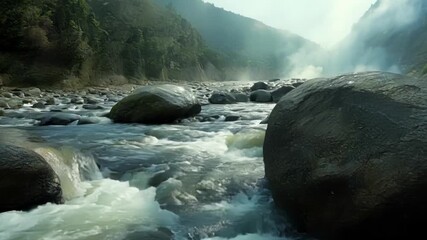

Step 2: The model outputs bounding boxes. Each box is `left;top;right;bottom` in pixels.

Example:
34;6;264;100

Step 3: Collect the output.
263;72;427;239
109;84;201;124
250;90;272;103
0;144;63;212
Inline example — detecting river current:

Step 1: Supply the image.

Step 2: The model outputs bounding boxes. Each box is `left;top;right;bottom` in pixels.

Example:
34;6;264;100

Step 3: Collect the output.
0;83;298;240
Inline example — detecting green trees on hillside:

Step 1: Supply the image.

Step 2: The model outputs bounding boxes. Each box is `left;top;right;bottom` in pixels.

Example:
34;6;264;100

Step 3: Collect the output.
0;0;223;86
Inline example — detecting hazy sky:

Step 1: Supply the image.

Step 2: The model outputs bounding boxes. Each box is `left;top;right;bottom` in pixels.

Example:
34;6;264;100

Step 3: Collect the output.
203;0;376;47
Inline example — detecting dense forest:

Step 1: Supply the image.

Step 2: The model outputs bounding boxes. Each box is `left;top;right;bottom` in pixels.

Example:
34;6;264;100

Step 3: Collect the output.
0;0;317;87
0;0;226;87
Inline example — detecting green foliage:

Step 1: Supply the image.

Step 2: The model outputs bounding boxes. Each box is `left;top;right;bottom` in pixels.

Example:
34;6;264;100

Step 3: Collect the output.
0;0;221;85
0;0;56;51
90;0;208;79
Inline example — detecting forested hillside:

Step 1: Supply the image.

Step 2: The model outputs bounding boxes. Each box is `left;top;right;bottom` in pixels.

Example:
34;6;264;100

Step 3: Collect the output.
156;0;318;80
0;0;223;87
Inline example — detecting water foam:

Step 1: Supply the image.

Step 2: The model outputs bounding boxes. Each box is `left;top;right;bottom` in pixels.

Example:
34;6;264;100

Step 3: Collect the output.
0;180;178;240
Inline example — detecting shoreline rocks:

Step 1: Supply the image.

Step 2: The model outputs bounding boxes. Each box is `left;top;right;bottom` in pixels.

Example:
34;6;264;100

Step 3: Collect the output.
263;72;427;239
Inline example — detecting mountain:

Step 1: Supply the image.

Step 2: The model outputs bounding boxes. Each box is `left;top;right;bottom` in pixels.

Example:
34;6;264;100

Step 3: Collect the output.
0;0;223;87
156;0;318;80
325;0;427;76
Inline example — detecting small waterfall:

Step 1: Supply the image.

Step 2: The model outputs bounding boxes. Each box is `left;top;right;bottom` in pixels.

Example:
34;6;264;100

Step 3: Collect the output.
34;147;102;200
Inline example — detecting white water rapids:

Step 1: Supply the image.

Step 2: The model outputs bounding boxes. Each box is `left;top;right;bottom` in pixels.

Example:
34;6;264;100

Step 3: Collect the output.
0;99;297;239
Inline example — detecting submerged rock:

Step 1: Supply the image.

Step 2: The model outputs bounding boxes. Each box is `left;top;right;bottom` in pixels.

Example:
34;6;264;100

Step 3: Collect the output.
39;113;81;126
0;144;63;212
109;84;201;124
263;72;427;239
32;102;46;109
232;92;249;102
225;115;240;122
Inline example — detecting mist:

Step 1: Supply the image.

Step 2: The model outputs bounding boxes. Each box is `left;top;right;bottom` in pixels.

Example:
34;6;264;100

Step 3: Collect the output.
286;0;424;79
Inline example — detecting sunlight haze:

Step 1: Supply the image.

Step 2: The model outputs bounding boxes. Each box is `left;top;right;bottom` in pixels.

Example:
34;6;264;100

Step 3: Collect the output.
203;0;376;47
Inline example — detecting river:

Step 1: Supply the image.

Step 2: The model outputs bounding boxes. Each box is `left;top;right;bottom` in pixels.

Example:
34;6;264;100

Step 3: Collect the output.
0;83;299;240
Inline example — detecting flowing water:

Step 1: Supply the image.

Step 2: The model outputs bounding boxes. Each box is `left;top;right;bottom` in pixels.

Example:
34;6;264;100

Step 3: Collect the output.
0;87;297;240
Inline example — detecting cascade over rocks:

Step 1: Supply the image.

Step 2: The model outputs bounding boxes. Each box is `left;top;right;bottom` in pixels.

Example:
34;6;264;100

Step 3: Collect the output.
0;144;63;212
263;72;427;239
109;84;201;124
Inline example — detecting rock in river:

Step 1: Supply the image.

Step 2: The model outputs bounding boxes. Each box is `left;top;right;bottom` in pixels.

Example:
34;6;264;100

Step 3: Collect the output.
0;144;63;212
109;84;201;124
208;92;237;104
250;90;272;103
39;113;81;126
263;72;427;239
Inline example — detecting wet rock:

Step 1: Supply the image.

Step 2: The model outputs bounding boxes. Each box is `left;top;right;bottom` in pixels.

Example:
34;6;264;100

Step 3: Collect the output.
83;104;104;110
271;85;295;102
0;109;4;116
22;99;33;104
109;84;201;124
0;144;63;212
78;116;103;125
232;93;249;102
0;100;10;109
292;82;304;88
249;90;272;103
6;99;23;109
39;113;81;126
71;97;84;104
85;97;101;104
107;95;121;102
2;92;13;98
208;92;237;104
264;72;427;240
27;88;42;96
260;115;269;124
32;102;46;109
225;115;240;121
12;91;24;98
46;97;58;105
250;81;269;91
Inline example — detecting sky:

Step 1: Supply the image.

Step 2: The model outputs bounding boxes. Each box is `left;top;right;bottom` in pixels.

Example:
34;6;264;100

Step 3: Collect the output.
203;0;376;48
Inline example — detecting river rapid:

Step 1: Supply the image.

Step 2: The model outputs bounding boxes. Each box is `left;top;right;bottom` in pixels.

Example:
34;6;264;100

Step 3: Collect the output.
0;81;301;240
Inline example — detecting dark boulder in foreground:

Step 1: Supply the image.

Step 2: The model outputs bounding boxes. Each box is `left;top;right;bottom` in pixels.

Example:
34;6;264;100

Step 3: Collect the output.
264;72;427;239
0;144;63;212
109;84;201;124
